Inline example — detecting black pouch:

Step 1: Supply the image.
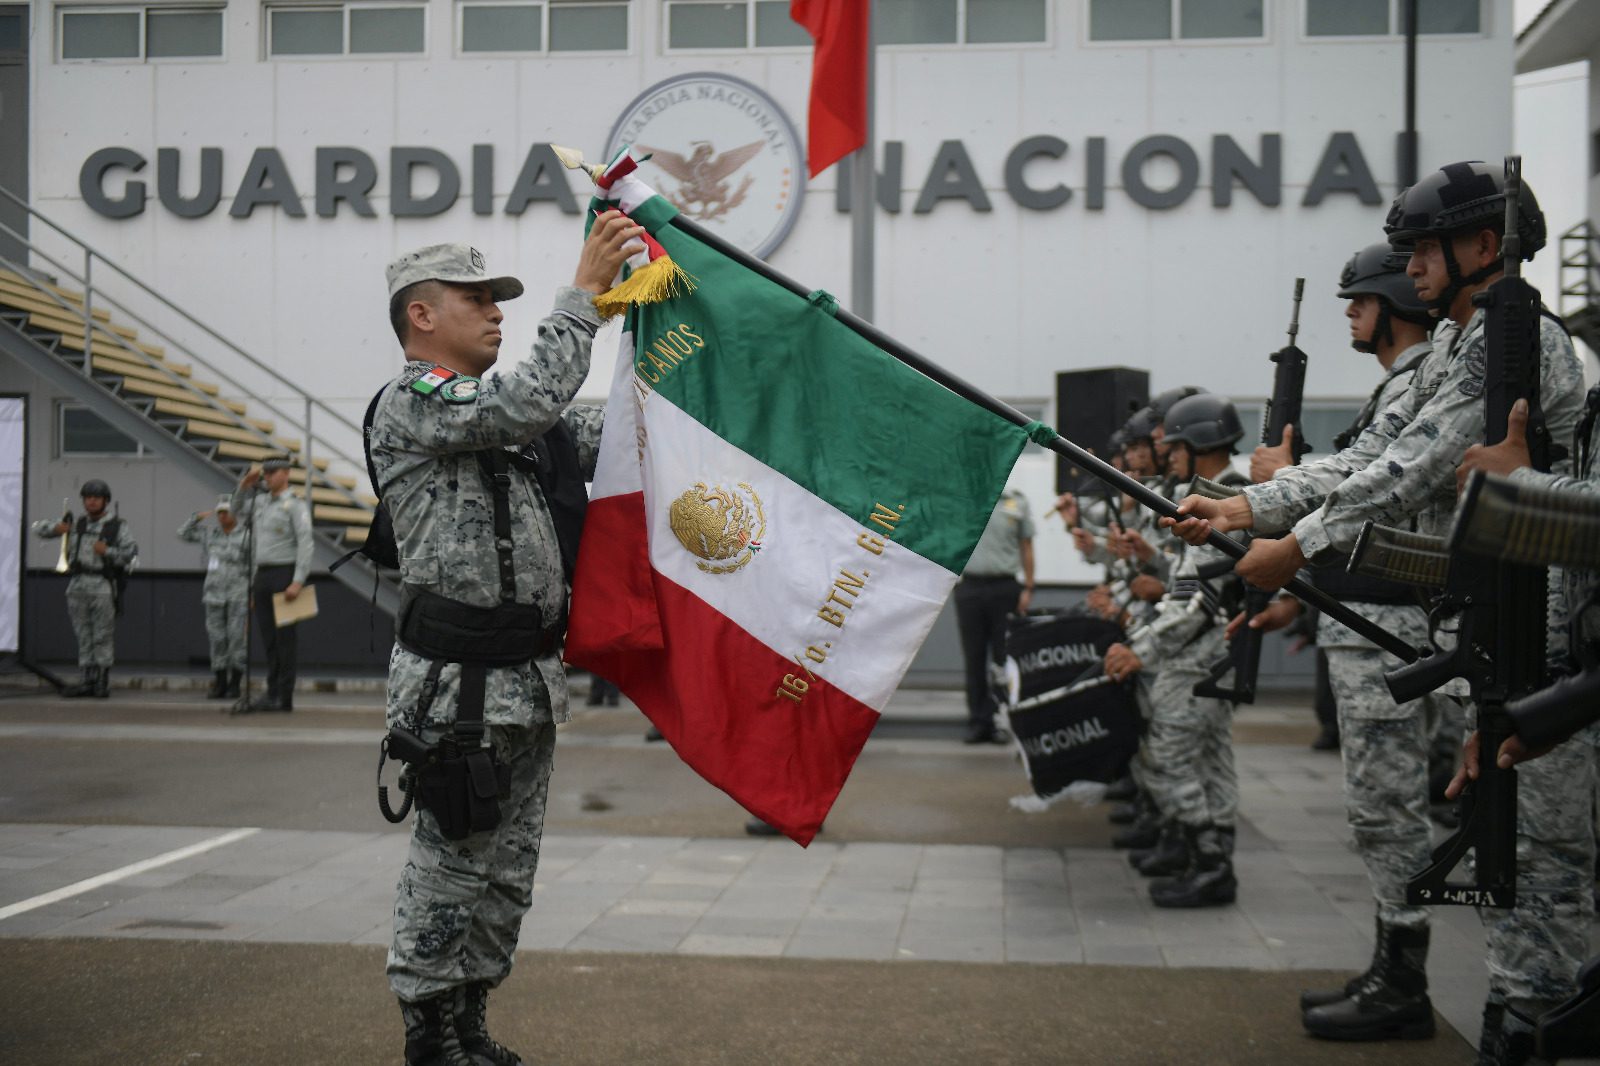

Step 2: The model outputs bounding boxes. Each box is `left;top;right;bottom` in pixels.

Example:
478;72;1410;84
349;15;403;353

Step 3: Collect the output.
397;588;546;666
410;740;512;841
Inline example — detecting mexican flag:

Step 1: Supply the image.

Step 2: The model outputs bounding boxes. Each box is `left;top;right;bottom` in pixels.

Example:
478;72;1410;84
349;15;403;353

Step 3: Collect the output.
565;176;1030;845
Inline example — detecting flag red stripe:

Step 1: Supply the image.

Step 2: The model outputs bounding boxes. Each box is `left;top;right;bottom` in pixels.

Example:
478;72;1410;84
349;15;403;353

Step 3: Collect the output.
567;492;879;846
791;0;869;177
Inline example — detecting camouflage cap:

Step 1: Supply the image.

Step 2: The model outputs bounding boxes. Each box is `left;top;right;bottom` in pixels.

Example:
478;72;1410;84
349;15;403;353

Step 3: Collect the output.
261;455;293;473
215;495;233;512
385;243;524;302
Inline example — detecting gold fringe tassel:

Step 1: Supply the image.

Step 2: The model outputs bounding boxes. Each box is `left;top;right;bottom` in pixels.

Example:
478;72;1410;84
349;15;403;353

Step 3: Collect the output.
593;256;697;319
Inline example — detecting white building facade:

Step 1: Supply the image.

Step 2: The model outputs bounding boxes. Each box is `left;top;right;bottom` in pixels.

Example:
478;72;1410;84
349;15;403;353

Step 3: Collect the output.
8;0;1522;591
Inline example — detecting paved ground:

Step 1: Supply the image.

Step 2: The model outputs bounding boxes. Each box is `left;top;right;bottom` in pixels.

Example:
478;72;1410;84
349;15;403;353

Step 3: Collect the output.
0;677;1595;1063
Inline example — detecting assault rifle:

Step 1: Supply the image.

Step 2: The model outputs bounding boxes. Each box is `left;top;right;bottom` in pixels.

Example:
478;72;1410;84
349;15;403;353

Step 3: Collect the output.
1193;279;1309;704
1350;157;1552;909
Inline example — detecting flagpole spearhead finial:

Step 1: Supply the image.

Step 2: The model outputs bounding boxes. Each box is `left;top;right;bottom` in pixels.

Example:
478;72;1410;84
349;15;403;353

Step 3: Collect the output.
551;145;605;184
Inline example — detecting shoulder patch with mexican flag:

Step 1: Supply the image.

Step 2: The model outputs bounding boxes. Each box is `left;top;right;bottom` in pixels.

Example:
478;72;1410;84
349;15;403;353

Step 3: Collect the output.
410;365;457;396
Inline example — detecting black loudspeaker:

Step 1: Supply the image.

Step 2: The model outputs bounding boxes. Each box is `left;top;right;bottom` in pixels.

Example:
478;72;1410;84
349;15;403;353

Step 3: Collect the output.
1054;367;1149;494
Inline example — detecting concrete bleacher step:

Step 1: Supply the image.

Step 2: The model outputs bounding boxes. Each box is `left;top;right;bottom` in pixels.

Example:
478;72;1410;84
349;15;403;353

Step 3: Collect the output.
151;397;273;433
183;419;300;454
215;440;330;470
312;504;372;525
118;376;241;411
0;277;112;322
290;468;359;492
24;306;138;342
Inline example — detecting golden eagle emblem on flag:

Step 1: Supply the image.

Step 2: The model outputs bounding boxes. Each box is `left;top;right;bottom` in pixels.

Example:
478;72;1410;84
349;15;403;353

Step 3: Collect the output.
668;481;767;574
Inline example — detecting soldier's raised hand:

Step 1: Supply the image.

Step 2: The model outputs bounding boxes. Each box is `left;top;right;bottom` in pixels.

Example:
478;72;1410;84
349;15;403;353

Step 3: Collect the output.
1250;424;1295;483
574;210;649;294
1457;398;1532;494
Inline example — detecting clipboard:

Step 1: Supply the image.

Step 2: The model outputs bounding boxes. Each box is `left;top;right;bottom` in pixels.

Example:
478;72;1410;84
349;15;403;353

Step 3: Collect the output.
271;584;318;627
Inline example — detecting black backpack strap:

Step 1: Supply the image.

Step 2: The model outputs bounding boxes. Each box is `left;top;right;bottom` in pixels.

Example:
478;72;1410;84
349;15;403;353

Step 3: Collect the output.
474;449;518;604
361;383;391;499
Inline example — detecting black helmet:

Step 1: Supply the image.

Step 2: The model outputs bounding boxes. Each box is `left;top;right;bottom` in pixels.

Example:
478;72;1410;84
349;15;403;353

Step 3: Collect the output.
1162;394;1243;453
1384;161;1546;258
1104;426;1128;456
1121;405;1163;444
1149;386;1204;420
80;479;111;500
1339;241;1432;353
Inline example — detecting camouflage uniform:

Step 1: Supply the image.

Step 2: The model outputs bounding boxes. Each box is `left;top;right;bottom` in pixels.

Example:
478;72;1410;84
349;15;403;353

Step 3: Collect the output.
1128;473;1246;832
376;284;603;1004
32;512;136;668
1247;311;1592;1014
176;513;250;672
1258;341;1459;930
1493;384;1600;1014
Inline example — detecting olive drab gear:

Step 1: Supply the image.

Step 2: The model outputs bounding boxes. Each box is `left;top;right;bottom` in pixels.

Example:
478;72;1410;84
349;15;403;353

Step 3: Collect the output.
1384;160;1547;313
1339;241;1433;354
79;479;111;500
1160;393;1244;453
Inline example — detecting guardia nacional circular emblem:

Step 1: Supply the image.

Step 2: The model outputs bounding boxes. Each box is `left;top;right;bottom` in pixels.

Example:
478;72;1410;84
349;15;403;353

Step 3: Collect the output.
607;73;806;259
441;377;480;404
668;481;767;575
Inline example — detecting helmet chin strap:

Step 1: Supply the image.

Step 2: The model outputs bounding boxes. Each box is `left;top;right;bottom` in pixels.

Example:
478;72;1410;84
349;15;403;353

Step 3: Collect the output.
1428;237;1500;315
1350;305;1390;355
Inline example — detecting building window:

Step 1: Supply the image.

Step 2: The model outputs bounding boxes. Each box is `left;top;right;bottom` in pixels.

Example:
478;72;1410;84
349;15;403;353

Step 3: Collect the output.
0;8;23;52
1306;0;1480;37
1087;0;1263;41
458;0;625;53
59;405;144;456
268;4;425;57
665;0;1043;50
59;6;223;61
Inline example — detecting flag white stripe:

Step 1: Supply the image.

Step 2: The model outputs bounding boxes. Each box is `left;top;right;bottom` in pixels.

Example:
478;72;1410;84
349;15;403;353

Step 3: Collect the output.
640;392;953;710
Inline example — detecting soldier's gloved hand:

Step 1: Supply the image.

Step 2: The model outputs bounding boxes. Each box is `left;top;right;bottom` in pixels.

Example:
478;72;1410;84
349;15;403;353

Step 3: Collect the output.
52;521;70;536
1250;424;1295;484
1457;398;1532;494
92;540;108;557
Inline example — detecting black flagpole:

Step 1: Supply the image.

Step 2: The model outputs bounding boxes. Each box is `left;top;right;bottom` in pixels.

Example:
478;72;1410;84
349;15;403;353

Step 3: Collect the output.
664;212;1422;665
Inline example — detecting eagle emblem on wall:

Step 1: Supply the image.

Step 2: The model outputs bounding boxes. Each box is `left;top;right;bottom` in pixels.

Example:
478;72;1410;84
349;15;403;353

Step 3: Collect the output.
640;141;765;222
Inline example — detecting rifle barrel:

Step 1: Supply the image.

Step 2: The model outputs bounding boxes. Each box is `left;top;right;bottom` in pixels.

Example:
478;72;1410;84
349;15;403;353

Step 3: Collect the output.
667;213;1421;665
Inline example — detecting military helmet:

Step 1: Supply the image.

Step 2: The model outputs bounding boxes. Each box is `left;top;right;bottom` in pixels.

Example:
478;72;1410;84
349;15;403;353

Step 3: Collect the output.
80;479;111;500
1150;386;1204;420
1161;393;1244;453
1121;405;1163;444
1337;242;1430;321
1384;160;1546;260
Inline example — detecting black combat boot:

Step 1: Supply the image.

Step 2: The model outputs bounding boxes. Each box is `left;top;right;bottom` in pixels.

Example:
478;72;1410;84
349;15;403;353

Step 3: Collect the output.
399;992;477;1066
93;668;110;698
1110;815;1162;850
224;669;241;698
1106;801;1140;825
60;667;97;698
1303;921;1435;1041
1149;824;1236;908
207;670;228;699
456;982;525;1066
1132;821;1188;878
1301;915;1385;1011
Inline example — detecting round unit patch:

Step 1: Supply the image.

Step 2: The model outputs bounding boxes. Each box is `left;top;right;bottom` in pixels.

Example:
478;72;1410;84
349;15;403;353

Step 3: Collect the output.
440;377;481;404
607;73;806;259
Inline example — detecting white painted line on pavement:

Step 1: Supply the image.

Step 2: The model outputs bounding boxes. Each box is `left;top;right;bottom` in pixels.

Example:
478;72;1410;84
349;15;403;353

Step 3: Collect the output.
0;827;261;922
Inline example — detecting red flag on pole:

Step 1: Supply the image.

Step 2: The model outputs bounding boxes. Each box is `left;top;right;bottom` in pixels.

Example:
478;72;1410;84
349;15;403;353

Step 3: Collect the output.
790;0;869;178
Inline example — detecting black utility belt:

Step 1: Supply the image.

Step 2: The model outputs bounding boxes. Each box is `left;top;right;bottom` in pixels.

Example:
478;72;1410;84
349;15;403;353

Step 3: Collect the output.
963;574;1018;583
395;586;563;665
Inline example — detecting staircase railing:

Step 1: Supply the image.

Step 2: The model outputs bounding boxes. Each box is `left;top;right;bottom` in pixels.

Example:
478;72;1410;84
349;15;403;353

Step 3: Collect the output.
0;183;397;615
1558;220;1598;322
0;183;367;489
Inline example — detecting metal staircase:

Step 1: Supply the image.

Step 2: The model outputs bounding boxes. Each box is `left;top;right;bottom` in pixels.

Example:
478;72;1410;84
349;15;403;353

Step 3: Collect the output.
0;185;398;615
1558;220;1600;356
